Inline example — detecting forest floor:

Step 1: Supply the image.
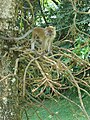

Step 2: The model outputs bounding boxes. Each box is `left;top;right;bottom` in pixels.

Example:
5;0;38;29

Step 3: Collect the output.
23;93;90;120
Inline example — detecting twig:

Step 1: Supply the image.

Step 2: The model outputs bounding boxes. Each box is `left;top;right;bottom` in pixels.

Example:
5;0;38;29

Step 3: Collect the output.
14;58;19;75
0;74;14;82
23;56;40;97
58;60;90;120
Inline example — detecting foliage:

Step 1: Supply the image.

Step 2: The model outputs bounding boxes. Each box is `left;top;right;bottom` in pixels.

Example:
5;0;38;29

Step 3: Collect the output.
73;37;89;59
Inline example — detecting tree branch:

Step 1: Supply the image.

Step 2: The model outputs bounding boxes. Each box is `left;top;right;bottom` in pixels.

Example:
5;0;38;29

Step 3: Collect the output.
38;0;48;25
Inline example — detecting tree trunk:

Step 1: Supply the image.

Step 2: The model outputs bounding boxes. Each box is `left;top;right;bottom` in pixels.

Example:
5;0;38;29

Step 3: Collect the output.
0;0;20;120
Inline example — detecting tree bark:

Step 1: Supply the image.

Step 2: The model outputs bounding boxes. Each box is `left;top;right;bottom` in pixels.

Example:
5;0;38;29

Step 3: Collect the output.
0;0;20;120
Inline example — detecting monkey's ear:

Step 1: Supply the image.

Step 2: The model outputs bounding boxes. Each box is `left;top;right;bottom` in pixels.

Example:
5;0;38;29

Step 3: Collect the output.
52;26;56;29
50;26;56;29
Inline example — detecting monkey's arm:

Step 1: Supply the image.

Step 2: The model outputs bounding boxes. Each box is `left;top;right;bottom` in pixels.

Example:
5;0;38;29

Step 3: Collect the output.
0;29;33;41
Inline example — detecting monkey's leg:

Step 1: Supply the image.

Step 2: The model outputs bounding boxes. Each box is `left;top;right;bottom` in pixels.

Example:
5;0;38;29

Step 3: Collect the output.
31;39;35;50
48;40;52;53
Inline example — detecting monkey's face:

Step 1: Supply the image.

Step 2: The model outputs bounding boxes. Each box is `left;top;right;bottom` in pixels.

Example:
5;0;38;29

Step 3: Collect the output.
45;26;56;38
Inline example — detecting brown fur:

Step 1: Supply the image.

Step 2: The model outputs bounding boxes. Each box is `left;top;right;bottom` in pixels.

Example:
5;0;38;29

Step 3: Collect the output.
31;26;56;52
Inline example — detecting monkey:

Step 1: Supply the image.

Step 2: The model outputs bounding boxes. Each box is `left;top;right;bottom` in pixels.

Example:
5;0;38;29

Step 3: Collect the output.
31;26;56;53
0;26;56;53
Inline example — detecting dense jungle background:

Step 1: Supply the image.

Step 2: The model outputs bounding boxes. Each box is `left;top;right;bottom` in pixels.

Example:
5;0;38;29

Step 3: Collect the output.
0;0;90;120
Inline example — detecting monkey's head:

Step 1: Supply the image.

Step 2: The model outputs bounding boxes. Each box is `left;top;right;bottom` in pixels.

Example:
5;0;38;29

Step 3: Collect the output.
45;26;56;38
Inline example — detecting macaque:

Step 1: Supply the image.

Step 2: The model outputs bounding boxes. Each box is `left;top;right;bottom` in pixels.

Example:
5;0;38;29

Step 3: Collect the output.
31;26;56;53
